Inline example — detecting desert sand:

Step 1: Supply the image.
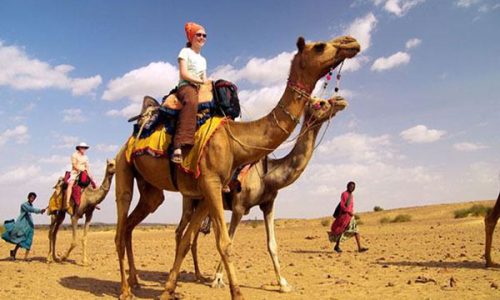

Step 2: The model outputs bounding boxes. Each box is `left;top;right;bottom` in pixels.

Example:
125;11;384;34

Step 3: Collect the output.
1;200;499;299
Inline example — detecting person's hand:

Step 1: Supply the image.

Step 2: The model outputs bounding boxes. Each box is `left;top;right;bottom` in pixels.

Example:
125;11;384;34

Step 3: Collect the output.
41;208;46;214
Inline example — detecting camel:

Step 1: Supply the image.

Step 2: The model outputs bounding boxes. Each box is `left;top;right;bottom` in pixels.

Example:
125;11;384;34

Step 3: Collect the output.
47;159;116;265
115;35;360;300
485;191;500;267
177;95;349;292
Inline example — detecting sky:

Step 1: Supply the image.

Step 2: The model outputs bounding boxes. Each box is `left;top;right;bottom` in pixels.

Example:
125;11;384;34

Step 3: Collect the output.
0;0;499;225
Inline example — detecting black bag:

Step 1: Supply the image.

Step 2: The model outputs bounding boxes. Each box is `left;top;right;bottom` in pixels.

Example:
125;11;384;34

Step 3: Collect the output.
77;170;91;188
213;79;241;119
332;194;352;218
333;203;341;218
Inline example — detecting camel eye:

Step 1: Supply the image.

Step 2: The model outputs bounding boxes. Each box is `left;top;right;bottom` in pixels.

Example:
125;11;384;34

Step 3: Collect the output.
313;43;326;53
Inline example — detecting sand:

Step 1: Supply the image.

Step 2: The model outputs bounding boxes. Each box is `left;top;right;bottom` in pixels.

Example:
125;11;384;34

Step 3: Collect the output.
1;200;499;299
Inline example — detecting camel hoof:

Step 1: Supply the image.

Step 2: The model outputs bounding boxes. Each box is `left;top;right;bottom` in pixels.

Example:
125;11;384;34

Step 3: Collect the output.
119;293;134;300
211;273;226;289
279;284;293;293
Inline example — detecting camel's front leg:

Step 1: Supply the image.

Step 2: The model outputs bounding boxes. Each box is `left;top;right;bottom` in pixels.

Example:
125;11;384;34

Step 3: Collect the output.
61;216;78;261
211;209;243;289
261;200;291;292
162;201;209;299
82;213;93;266
202;179;244;300
47;215;56;263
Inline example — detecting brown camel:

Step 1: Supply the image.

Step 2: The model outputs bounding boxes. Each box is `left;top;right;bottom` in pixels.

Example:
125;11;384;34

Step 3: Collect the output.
115;35;360;300
485;191;500;267
47;159;116;265
177;95;348;292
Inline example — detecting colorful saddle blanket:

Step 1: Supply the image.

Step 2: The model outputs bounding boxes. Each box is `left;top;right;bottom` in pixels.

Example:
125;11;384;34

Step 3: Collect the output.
126;116;227;178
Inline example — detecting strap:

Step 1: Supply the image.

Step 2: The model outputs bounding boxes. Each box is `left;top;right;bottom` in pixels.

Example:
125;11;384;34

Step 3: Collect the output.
169;161;179;191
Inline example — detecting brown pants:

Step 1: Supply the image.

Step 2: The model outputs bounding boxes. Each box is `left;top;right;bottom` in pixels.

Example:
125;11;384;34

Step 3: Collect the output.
174;84;199;149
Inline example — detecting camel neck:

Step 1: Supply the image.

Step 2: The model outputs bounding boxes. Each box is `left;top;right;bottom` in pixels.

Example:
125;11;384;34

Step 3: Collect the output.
265;118;323;188
228;84;311;166
89;172;113;206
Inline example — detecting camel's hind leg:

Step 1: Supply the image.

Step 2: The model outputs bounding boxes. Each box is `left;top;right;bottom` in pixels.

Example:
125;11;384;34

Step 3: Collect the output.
485;191;500;267
125;175;164;288
115;147;135;300
175;197;194;255
162;201;209;299
261;199;291;292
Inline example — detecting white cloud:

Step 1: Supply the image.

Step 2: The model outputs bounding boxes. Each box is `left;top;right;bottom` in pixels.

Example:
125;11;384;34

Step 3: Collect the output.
95;143;119;153
453;142;488;152
106;102;142;118
211;52;294;86
0;125;30;146
400;125;446;143
0;41;101;95
342;55;370;72
62;108;86;123
102;61;178;102
371;51;411;72
405;38;422;49
0;165;41;184
317;132;394;163
456;0;480;8
344;13;378;52
374;0;426;16
239;84;286;120
52;134;79;149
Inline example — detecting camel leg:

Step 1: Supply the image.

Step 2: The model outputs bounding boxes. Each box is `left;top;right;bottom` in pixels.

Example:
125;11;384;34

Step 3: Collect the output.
211;209;243;289
162;201;209;299
115;148;135;300
485;191;500;267
175;197;194;256
191;211;210;282
261;200;291;293
47;212;65;263
201;179;244;300
125;177;164;289
82;211;93;266
61;215;78;261
47;214;57;263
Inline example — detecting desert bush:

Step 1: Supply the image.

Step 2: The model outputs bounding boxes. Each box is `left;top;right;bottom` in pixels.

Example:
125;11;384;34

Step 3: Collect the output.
454;204;492;219
373;206;384;212
321;219;330;227
354;214;361;220
391;214;412;223
379;217;391;224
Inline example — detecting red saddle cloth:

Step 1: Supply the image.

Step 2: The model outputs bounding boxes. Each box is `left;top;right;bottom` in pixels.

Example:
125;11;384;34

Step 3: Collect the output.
62;171;89;207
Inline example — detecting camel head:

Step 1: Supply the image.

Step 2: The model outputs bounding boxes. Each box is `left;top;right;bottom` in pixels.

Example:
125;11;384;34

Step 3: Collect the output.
305;95;348;124
291;36;360;91
105;158;116;175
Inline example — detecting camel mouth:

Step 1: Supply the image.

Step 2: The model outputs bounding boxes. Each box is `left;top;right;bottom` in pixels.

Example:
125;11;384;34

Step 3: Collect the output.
333;99;348;111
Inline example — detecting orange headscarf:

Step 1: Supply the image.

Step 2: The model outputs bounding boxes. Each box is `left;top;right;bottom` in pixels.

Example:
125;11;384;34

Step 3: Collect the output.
185;22;205;42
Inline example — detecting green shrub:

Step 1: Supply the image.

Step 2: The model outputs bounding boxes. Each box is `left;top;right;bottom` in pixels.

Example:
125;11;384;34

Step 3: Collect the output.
454;204;492;219
321;219;330;227
379;217;391;224
373;206;384;212
391;214;412;223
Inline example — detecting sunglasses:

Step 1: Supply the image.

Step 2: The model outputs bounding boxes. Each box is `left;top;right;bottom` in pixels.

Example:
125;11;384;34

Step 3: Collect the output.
195;33;207;38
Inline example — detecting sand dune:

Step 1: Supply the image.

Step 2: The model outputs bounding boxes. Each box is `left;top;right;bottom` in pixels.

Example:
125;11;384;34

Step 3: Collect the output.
1;200;499;299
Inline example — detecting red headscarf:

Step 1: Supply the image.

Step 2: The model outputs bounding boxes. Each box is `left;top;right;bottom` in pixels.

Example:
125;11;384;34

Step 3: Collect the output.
185;22;205;42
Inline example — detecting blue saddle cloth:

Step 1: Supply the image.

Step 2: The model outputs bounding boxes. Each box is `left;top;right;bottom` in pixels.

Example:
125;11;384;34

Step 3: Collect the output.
132;100;216;139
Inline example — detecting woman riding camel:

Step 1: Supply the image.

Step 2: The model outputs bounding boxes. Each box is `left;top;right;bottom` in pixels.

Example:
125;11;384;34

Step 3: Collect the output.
65;142;95;210
171;22;208;163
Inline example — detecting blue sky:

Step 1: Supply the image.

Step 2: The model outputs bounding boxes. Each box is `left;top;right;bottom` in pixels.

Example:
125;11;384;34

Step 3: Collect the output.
0;0;499;224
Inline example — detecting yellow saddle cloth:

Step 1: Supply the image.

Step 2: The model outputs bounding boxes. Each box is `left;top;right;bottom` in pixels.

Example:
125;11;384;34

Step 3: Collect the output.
125;116;227;178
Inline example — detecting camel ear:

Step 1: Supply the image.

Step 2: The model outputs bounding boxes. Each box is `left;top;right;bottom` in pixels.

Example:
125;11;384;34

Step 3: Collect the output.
297;37;305;53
